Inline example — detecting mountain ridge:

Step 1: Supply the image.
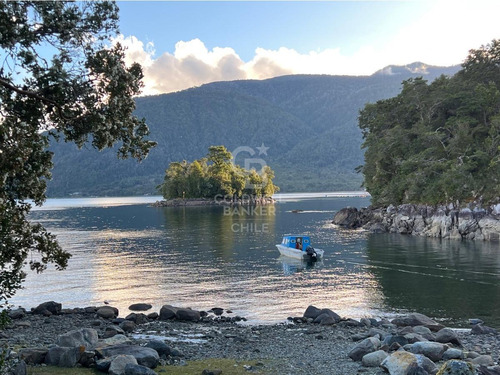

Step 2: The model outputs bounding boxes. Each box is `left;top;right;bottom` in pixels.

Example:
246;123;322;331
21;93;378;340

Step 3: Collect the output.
46;62;461;197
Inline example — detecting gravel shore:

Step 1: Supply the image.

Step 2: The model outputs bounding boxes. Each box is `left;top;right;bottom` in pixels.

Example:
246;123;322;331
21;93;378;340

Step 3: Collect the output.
2;304;500;375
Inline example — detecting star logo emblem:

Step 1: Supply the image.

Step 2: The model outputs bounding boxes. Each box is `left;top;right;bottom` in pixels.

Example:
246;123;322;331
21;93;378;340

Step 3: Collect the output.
256;142;269;156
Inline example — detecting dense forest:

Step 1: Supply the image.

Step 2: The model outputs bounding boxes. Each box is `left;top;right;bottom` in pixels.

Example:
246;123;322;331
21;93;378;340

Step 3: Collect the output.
46;63;460;197
359;40;500;206
159;146;278;199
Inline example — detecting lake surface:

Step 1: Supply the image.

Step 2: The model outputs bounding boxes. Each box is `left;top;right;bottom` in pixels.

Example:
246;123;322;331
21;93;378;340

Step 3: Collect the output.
13;195;500;327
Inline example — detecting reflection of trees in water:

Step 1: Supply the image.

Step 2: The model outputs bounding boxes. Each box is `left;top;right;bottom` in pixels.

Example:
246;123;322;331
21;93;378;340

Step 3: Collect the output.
161;204;276;260
366;234;500;326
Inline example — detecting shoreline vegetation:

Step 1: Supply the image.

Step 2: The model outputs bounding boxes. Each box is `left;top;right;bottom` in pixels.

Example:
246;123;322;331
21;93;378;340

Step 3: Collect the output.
2;301;500;375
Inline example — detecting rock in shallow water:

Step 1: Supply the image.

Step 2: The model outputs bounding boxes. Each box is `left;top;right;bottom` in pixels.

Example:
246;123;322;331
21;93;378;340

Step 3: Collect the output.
128;303;152;312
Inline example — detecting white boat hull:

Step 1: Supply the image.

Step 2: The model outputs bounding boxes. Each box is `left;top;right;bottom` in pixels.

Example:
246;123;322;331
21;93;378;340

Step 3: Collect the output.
276;244;324;260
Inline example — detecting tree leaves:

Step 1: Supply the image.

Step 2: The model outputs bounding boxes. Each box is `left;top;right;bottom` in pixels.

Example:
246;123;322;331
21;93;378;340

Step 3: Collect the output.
359;39;500;206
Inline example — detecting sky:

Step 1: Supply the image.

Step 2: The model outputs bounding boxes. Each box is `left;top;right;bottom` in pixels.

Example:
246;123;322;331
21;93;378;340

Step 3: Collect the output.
116;1;500;95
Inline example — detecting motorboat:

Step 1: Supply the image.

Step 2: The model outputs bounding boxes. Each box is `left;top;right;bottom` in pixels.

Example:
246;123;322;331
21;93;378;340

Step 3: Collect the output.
276;235;324;260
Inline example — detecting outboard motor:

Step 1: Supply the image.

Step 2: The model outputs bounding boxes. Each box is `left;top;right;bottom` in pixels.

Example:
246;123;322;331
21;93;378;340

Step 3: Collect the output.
306;246;317;261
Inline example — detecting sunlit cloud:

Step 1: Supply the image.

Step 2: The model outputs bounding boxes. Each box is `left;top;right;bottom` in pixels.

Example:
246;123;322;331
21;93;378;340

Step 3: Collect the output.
115;0;500;95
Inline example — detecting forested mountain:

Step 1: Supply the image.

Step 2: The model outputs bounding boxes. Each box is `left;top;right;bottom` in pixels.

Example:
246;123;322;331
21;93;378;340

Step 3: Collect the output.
46;62;460;197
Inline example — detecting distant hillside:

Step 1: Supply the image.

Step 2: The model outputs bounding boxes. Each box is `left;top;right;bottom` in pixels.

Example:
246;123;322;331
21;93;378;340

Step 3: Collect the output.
46;63;460;197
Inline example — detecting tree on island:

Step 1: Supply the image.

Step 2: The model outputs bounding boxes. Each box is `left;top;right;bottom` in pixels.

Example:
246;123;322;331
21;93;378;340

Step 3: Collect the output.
358;39;500;206
0;2;155;314
159;146;279;200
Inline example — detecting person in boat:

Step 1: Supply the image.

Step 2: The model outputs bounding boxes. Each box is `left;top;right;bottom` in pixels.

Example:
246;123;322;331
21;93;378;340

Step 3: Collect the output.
295;237;303;250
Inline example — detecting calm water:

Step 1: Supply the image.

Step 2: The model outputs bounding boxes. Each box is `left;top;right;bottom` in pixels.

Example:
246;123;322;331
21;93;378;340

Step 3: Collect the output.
12;195;500;327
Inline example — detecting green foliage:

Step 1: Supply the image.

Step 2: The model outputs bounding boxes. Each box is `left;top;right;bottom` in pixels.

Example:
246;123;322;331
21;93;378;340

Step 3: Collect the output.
0;1;154;316
359;40;500;206
159;146;279;199
45;64;460;196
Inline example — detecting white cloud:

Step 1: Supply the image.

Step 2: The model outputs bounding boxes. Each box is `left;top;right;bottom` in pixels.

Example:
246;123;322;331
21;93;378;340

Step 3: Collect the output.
116;0;500;95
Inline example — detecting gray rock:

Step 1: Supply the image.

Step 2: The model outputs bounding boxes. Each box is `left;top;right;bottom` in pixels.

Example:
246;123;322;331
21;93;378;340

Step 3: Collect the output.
211;308;224;316
382;334;409;347
99;334;131;347
366;328;389;340
471;324;498;335
56;328;99;350
147;312;158;320
332;207;362;228
12;360;27;375
128;303;152;312
202;370;223;375
97;345;159;368
303;305;322;320
175;308;200;322
348;337;380;361
409;341;447;361
45;346;80;367
443;348;464;360
471;355;494;366
33;301;61;316
145;340;171;357
19;348;48;365
103;325;126;339
159;305;177;320
96;357;113;372
435;328;461;346
96;306;119;319
362;350;388;367
436;360;475;375
109;355;138;375
391;313;444;332
8;308;26;320
120;320;136;333
405;333;428;344
124;364;158;375
381;351;437;375
126;313;148;324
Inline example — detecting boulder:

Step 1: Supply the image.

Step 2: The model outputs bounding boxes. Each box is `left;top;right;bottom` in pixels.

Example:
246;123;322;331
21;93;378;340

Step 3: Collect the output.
362;350;388;367
128;303;152;312
436;360;475;375
99;334;131;347
471;355;494;366
471;324;498;335
478;216;500;241
147;312;159;320
303;305;322;320
19;348;48;365
11;360;27;375
97;345;159;368
56;328;99;350
348;337;380;361
45;346;80;367
435;328;461;346
109;355;138;375
120;320;136;333
8;308;26;320
33;301;61;316
124;364;158;375
442;348;464;360
382;334;409;347
211;308;224;316
409;341;447;362
332;207;362;228
392;313;444;332
126;313;148;324
381;351;437;375
103;325;126;339
96;357;113;372
175;308;200;322
159;305;177;320
97;306;119;319
145;340;171;357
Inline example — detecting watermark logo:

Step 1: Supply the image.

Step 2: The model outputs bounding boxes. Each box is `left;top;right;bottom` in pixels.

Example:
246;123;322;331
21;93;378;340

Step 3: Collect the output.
224;143;275;233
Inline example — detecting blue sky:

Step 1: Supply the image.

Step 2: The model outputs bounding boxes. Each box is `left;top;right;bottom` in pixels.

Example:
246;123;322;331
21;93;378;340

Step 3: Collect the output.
116;1;500;94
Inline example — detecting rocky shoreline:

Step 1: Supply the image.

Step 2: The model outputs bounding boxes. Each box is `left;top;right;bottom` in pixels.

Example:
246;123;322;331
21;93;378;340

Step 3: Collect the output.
152;197;275;207
2;302;500;375
333;202;500;241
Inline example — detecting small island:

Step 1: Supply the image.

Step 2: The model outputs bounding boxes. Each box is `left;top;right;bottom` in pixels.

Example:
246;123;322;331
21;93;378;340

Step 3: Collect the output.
153;146;278;207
